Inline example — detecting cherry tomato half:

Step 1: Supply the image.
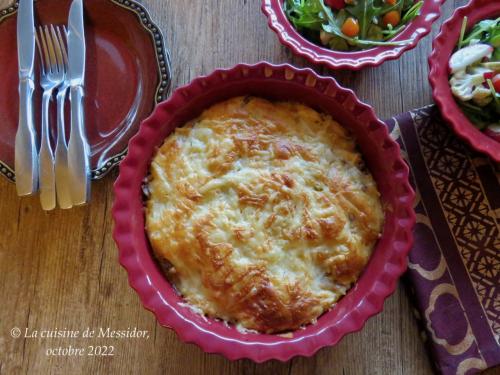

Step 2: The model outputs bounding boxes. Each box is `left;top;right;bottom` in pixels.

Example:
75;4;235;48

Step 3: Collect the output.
383;11;401;28
483;71;495;81
492;74;500;93
341;17;360;37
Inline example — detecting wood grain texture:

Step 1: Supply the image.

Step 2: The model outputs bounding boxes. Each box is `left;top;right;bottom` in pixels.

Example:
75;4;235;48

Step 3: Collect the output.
0;0;497;374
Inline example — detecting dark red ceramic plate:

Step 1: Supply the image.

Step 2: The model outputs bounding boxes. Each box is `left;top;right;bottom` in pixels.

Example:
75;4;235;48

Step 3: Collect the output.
0;0;171;182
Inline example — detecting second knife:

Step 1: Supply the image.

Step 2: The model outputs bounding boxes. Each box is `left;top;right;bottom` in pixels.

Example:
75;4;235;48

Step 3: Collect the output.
67;0;90;206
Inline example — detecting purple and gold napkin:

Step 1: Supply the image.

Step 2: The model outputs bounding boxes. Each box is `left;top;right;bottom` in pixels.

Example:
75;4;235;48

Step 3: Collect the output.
385;107;500;375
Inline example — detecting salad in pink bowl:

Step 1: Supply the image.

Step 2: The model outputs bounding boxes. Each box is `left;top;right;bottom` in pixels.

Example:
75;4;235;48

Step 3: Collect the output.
112;62;415;362
262;0;444;70
429;0;500;161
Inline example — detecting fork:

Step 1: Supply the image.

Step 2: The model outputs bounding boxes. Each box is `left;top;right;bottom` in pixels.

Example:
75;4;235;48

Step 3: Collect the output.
36;25;65;211
52;27;73;210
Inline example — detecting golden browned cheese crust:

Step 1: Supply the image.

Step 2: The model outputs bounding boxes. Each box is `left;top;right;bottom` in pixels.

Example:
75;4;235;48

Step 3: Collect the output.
145;97;384;333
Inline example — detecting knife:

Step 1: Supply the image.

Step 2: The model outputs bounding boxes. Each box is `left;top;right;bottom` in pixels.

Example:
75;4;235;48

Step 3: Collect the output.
67;0;90;205
15;0;38;196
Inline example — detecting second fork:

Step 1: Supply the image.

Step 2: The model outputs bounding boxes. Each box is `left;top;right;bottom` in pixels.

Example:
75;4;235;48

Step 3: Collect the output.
36;25;72;210
53;27;73;210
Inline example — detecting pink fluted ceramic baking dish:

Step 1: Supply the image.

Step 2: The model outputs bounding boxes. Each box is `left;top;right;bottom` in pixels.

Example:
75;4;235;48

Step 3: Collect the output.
112;62;415;362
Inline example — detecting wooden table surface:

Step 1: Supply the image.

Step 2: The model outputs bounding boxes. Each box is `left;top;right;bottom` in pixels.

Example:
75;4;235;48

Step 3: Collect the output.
1;0;497;374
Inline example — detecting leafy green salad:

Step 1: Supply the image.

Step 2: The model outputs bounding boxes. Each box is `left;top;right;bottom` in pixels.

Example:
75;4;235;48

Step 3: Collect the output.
284;0;423;51
448;17;500;139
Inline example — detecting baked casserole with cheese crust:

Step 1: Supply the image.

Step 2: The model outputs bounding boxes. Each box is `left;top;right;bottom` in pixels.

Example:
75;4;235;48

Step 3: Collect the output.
145;96;384;334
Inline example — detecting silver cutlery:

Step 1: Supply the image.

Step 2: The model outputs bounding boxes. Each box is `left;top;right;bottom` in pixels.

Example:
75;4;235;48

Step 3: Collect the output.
53;27;73;210
15;0;38;196
15;0;88;209
36;25;66;211
67;0;90;206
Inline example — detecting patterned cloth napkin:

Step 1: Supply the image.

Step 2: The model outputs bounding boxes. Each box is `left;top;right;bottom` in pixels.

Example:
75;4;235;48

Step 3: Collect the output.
385;107;500;375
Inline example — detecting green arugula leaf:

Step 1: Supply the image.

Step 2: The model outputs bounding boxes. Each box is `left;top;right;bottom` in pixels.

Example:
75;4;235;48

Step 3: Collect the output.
382;24;405;40
488;25;500;47
493;48;500;61
401;0;415;11
400;1;423;25
458;16;468;49
462;17;500;46
284;0;324;31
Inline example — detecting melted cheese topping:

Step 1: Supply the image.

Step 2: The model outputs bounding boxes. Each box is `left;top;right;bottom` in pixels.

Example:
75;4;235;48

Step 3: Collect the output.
145;97;384;333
